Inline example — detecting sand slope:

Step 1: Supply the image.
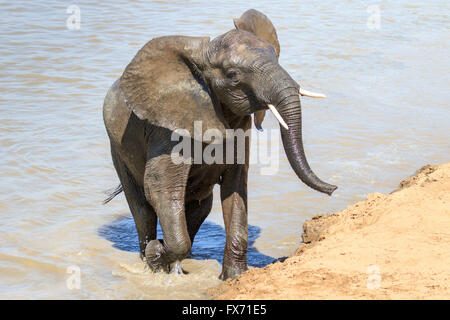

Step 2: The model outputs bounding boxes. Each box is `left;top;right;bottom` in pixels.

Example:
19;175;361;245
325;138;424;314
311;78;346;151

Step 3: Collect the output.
211;163;450;299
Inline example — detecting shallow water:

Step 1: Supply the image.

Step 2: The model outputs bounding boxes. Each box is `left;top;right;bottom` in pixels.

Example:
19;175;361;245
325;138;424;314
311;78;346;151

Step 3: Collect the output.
0;0;449;299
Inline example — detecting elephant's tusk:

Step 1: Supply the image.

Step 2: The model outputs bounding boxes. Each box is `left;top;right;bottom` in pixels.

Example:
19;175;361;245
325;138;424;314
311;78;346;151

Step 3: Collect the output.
299;88;326;98
267;104;289;130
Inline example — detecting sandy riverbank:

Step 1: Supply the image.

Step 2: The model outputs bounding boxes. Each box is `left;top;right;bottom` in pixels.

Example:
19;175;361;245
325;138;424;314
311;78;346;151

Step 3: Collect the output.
211;163;450;299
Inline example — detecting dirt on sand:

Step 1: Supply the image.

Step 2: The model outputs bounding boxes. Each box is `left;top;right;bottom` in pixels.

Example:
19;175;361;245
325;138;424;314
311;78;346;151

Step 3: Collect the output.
211;163;450;299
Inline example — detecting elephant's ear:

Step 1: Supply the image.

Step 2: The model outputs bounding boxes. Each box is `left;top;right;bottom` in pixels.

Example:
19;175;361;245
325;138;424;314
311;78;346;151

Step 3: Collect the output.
253;110;266;131
119;36;228;141
233;9;280;58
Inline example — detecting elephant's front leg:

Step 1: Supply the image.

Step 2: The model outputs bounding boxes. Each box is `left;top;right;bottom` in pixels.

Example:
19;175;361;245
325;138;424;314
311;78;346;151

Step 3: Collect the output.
143;154;191;273
166;194;214;275
219;164;249;280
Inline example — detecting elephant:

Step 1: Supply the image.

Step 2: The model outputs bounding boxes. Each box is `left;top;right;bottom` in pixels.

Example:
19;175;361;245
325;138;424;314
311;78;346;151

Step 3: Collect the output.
103;9;337;280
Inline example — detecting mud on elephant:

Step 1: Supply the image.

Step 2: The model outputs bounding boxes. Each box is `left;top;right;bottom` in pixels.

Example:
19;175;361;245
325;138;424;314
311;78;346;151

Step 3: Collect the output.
103;9;336;280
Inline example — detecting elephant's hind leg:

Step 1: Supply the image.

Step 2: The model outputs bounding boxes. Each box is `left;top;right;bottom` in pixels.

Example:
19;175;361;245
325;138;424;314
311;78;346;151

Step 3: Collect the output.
110;144;157;258
185;193;213;244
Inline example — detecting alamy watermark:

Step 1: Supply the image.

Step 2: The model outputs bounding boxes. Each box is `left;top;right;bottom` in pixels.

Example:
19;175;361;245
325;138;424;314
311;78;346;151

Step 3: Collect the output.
66;5;81;30
170;121;280;175
367;5;381;30
366;265;381;289
66;265;81;290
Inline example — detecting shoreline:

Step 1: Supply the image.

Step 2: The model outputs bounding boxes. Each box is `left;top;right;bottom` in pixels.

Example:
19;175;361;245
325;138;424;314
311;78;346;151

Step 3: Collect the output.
210;162;450;299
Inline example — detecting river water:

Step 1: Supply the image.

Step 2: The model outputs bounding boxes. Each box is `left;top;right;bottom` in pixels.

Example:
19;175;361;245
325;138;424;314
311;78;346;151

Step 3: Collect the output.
0;0;449;299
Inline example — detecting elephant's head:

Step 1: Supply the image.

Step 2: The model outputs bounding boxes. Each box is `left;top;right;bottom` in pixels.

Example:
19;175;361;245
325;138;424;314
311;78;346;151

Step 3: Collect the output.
233;9;280;131
120;19;336;196
196;30;337;195
231;9;326;131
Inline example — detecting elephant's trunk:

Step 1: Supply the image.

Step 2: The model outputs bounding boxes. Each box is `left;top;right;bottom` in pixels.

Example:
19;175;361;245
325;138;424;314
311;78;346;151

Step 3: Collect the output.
271;85;337;196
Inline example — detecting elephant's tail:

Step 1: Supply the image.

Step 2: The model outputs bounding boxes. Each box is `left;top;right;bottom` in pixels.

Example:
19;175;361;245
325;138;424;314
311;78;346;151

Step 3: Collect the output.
103;184;123;204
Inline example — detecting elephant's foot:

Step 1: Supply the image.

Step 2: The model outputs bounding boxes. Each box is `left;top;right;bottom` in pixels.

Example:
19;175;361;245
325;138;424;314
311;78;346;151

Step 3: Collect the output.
219;265;248;280
170;260;188;275
144;239;170;273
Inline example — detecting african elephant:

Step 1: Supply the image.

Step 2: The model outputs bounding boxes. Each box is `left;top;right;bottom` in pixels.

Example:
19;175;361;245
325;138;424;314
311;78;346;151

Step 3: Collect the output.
103;9;337;280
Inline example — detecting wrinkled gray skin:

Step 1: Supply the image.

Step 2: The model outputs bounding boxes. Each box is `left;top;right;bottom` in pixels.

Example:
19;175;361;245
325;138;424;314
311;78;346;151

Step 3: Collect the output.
103;10;337;280
233;9;281;131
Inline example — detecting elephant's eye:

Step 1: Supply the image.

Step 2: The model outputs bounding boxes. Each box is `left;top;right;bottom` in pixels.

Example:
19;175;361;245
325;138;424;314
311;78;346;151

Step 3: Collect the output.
225;69;240;84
